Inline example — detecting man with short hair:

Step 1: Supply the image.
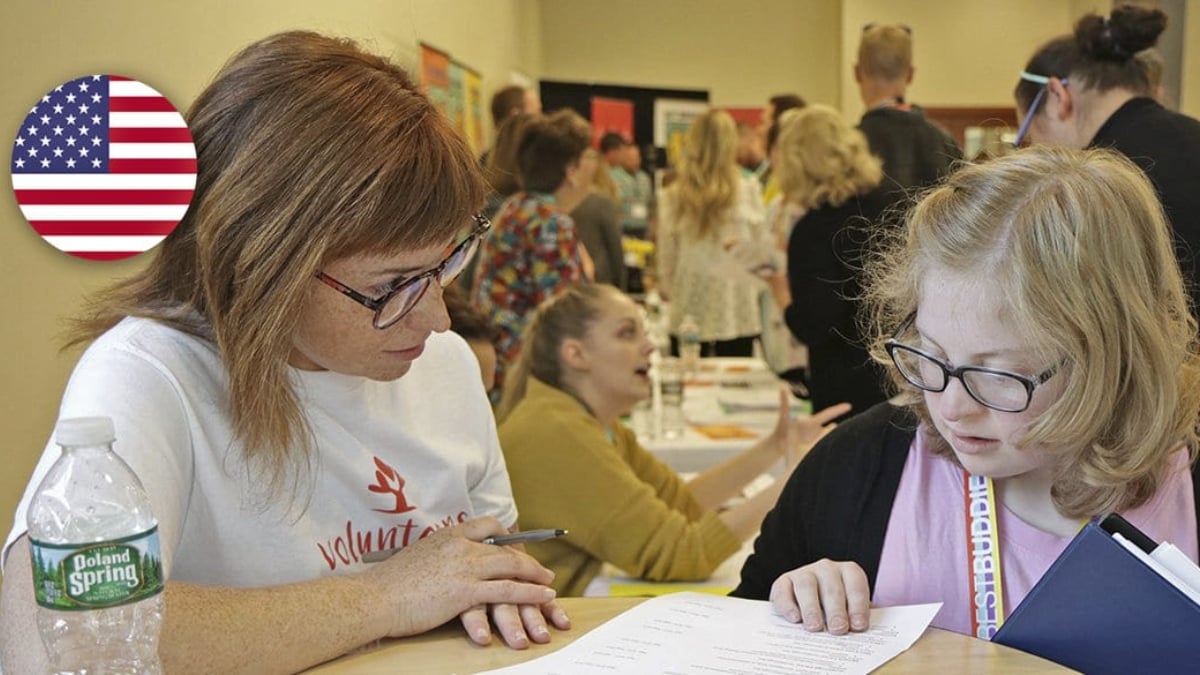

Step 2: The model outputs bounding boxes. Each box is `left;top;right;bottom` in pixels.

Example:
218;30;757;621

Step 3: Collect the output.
605;134;654;239
482;84;542;165
599;131;626;168
855;24;960;195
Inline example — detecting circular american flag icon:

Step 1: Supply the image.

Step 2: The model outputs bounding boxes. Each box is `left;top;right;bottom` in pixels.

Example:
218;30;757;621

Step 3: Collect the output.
10;74;196;261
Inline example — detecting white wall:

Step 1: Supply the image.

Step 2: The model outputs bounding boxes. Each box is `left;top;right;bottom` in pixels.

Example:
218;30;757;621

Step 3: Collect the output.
1183;0;1200;117
539;0;844;108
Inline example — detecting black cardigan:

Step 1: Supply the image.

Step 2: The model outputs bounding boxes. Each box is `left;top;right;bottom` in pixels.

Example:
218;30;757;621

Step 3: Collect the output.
1090;97;1200;314
732;401;1200;599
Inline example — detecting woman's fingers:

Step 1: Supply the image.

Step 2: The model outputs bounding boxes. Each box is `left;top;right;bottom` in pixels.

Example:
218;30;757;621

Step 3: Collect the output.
490;603;530;649
842;565;872;632
460;606;492;645
540;599;571;630
518;602;553;644
768;560;870;634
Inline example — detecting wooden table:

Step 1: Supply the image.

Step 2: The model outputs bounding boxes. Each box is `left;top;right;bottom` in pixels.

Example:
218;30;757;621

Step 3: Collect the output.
305;597;1075;674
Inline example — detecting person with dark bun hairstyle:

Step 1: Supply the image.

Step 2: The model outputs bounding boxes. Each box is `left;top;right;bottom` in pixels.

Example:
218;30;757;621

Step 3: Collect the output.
1015;4;1200;312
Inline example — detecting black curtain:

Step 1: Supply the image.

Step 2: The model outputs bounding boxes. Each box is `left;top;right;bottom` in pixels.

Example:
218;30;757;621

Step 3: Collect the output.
539;79;708;171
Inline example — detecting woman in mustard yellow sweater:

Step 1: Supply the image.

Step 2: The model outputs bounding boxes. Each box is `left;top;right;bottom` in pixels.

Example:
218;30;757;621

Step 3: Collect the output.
496;284;848;595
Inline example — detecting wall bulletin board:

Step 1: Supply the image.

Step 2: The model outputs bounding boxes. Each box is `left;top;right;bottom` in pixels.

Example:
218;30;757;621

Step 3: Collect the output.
419;42;485;154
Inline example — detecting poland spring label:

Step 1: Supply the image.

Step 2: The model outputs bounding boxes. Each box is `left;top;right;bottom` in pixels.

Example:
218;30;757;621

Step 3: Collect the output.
29;527;164;610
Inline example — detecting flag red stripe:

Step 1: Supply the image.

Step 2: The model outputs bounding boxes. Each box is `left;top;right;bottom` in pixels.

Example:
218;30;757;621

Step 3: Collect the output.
109;128;193;143
31;221;181;236
15;190;193;205
72;251;146;261
110;159;197;173
109;75;132;81
109;97;178;112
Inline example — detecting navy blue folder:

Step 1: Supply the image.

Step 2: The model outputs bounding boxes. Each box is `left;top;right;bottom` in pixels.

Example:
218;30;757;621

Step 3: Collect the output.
992;518;1200;674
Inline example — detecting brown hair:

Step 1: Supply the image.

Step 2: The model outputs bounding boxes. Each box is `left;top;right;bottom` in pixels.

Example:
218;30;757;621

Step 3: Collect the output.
496;284;621;422
444;285;498;344
490;85;527;126
517;110;592;193
863;147;1200;518
765;94;806;154
66;31;485;498
1016;4;1166;111
484;112;539;196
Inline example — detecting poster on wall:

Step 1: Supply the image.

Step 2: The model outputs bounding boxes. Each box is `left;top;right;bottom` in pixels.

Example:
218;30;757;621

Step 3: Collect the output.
419;43;486;154
463;66;484;154
654;99;709;169
419;43;452;116
590;97;634;148
447;60;466;132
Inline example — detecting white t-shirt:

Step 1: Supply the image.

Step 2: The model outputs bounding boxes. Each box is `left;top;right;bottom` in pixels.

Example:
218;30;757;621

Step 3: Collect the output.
3;318;516;586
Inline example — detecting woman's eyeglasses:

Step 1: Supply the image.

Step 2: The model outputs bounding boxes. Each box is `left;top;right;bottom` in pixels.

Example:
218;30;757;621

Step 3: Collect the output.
315;214;490;329
1014;71;1069;147
884;315;1058;413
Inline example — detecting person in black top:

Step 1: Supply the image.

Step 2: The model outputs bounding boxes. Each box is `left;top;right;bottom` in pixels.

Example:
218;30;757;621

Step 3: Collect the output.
1015;3;1200;314
773;105;894;414
854;23;961;197
734;147;1200;638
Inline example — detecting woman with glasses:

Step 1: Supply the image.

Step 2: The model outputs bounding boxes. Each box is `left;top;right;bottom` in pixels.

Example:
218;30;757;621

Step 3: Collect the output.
0;32;567;674
1014;4;1200;312
495;284;849;596
732;147;1200;639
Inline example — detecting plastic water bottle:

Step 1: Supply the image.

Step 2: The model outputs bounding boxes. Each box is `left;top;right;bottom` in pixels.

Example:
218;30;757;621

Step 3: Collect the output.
657;356;686;439
642;290;671;358
679;314;702;375
27;417;165;674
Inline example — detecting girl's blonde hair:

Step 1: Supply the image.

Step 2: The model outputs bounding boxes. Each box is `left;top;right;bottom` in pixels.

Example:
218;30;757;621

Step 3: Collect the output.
66;31;485;500
668;109;741;238
863;146;1200;518
774;105;883;211
497;284;623;422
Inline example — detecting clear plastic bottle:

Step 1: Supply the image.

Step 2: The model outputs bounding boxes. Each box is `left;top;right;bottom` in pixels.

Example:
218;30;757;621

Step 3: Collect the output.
27;417;164;675
642;291;671;358
678;314;702;375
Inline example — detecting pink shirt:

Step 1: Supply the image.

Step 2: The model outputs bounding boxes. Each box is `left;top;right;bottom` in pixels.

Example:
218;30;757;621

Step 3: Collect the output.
873;428;1198;636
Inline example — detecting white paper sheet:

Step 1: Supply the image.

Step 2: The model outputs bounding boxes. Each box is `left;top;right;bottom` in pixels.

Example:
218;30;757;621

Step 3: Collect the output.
479;593;941;675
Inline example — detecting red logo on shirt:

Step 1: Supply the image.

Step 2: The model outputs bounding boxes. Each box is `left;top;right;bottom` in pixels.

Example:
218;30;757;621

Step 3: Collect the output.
368;456;417;514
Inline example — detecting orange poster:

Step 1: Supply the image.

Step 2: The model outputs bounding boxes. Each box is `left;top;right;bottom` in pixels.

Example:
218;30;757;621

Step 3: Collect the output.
590;97;634;147
419;43;452;119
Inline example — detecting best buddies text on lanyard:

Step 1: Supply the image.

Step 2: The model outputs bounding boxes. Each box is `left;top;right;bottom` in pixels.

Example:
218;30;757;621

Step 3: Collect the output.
965;473;1089;639
965;473;1005;639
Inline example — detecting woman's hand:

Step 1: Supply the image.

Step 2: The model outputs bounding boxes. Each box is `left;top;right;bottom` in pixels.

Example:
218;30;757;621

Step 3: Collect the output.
459;541;571;648
461;599;571;649
768;390;850;469
363;517;558;644
770;559;871;635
